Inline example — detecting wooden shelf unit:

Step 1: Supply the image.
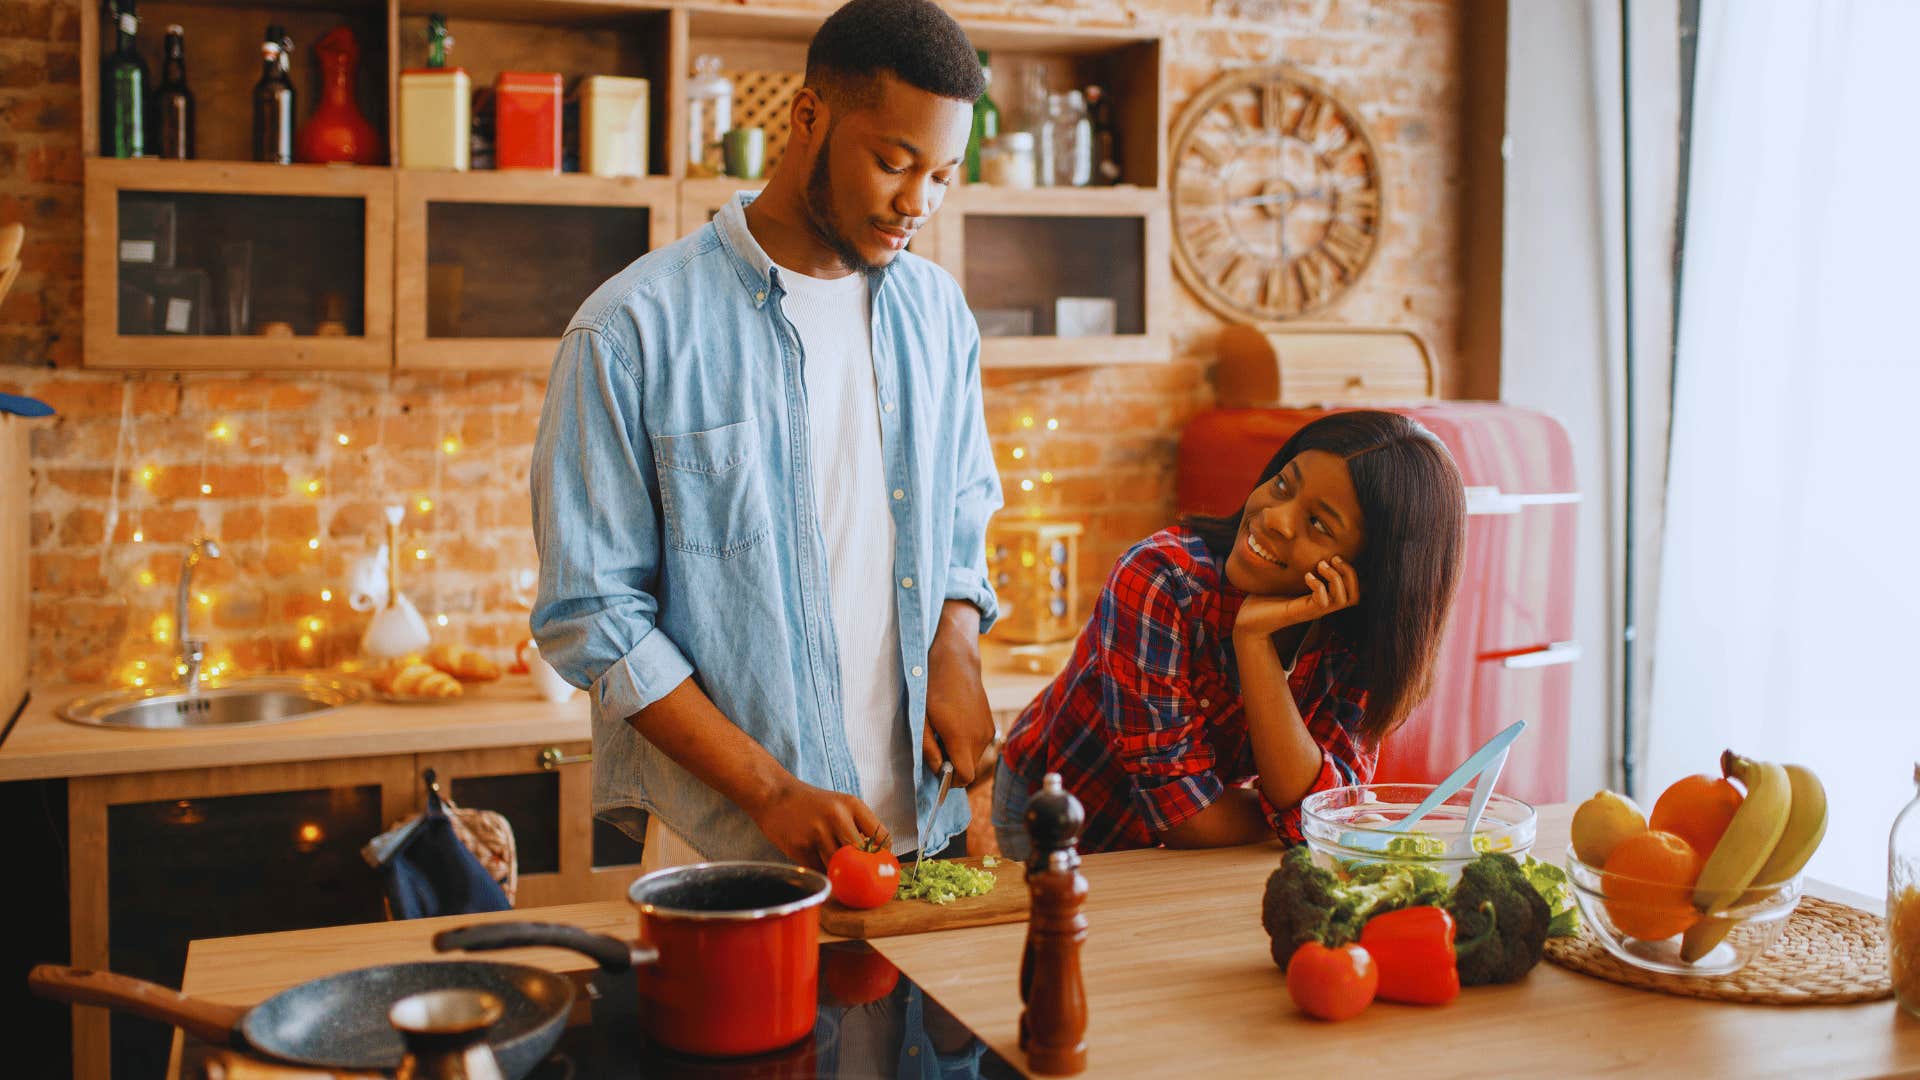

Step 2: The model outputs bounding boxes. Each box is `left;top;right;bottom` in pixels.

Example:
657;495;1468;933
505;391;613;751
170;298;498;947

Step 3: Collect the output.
80;0;1171;372
394;168;677;369
932;184;1170;369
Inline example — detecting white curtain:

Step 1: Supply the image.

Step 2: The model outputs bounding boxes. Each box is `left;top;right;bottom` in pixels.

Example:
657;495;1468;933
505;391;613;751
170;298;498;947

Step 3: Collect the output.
1650;0;1920;896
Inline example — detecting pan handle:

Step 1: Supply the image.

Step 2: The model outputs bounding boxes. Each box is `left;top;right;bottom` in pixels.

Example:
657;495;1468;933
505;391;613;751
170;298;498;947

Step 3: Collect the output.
432;922;658;973
28;964;248;1047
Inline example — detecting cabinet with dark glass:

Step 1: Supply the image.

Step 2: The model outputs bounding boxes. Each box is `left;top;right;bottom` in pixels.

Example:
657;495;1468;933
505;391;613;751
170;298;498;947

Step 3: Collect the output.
83;157;393;370
394;169;677;370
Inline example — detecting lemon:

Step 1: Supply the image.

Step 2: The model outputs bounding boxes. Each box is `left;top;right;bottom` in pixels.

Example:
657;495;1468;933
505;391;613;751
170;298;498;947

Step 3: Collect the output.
1571;789;1649;867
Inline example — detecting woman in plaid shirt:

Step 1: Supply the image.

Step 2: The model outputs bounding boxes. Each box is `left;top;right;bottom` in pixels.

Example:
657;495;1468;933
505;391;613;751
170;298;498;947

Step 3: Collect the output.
995;411;1466;857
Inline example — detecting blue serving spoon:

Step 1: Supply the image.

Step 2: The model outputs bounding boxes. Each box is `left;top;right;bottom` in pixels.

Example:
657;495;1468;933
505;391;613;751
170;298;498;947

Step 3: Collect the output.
1337;720;1528;854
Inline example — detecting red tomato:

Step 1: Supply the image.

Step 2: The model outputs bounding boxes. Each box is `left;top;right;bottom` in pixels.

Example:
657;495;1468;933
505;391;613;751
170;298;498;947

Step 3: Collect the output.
1286;942;1378;1021
821;943;902;1006
827;842;900;909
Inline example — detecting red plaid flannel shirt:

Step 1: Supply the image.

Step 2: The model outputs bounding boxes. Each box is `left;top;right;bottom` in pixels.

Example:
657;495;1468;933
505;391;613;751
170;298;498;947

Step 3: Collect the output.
1001;527;1374;854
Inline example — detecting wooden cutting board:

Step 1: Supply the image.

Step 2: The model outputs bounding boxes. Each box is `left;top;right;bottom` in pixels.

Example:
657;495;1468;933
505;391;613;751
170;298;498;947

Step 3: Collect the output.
820;856;1029;939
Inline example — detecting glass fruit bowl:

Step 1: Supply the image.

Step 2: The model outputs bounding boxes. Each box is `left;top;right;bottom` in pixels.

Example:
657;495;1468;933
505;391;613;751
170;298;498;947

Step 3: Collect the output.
1300;783;1536;882
1564;852;1803;976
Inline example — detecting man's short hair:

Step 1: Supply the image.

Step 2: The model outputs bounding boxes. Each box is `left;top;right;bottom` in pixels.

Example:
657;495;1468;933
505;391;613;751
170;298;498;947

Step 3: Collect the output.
805;0;985;113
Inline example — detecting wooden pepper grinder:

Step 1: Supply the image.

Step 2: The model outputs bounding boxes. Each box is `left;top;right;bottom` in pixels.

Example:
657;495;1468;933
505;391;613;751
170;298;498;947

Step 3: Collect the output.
1019;771;1088;1075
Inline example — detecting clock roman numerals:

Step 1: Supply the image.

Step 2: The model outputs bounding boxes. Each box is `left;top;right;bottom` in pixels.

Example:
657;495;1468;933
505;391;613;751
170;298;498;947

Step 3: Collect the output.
1175;185;1217;211
1188;137;1228;170
1322;220;1371;274
1294;251;1335;307
1217;254;1256;301
1293;92;1330;141
1262;82;1288;132
1335;186;1379;219
1183;215;1232;275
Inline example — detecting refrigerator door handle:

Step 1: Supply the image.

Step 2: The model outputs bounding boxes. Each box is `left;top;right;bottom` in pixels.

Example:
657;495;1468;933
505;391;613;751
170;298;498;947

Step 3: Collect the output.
1498;641;1583;670
1464;486;1582;516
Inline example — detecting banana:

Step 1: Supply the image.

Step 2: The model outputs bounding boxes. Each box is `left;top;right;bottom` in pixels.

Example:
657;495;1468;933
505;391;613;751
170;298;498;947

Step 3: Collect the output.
1691;750;1793;912
1678;751;1798;963
1753;763;1828;884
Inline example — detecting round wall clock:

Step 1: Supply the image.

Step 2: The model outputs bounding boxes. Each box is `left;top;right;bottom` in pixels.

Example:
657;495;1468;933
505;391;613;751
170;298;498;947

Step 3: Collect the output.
1170;66;1385;323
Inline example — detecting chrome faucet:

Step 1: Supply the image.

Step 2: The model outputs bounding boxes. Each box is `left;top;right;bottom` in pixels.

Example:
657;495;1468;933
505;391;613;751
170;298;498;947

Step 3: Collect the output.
176;537;221;690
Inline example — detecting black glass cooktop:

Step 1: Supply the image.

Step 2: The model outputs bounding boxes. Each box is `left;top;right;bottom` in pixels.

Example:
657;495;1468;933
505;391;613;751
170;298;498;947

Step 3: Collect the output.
529;942;1023;1080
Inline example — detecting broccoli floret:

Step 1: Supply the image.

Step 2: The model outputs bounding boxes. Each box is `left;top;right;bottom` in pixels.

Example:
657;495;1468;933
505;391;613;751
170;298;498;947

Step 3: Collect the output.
1262;847;1348;969
1448;853;1552;985
1261;847;1455;970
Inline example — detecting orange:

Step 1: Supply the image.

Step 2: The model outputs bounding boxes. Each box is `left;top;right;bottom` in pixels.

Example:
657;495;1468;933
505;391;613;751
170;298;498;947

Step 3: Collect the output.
1649;773;1744;858
1601;829;1704;940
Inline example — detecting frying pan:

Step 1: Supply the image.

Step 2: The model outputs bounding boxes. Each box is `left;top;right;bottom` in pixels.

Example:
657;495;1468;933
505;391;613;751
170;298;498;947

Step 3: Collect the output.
28;960;573;1078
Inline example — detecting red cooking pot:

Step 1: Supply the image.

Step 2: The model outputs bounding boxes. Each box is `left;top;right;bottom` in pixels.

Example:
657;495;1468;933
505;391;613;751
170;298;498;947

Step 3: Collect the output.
436;861;831;1057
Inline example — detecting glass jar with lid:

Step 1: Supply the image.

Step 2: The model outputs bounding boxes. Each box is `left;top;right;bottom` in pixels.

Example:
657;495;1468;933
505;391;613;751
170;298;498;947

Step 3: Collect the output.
1893;761;1920;1017
980;131;1035;188
686;54;731;178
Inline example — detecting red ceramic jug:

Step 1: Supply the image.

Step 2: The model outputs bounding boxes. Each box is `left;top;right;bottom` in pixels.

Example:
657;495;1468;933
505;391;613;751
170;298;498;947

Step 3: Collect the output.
296;26;382;165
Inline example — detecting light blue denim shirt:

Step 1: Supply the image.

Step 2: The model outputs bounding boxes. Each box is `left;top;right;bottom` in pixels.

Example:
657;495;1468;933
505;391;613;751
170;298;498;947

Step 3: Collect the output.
530;192;1001;862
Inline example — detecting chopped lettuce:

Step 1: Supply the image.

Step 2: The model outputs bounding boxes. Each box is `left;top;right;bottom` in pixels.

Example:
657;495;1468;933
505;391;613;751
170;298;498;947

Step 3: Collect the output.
896;859;998;906
1520;856;1579;936
1341;859;1455;907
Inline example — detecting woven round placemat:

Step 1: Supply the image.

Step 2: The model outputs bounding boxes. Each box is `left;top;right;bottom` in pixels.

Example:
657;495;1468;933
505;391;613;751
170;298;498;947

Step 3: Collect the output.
1544;896;1891;1005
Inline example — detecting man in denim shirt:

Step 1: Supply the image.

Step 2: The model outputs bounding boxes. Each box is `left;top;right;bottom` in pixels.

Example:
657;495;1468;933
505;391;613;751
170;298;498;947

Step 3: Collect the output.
531;0;1001;871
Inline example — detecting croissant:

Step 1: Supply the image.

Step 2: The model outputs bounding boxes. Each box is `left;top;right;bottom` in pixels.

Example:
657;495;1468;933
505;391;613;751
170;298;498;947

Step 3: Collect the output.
385;661;462;699
427;643;500;683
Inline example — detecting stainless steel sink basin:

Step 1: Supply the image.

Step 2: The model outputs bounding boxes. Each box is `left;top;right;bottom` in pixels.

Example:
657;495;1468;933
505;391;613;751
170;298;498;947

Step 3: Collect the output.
58;675;366;730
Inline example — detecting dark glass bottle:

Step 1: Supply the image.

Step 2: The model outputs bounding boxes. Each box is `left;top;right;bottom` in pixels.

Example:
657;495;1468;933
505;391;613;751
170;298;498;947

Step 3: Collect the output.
153;24;193;159
251;25;295;164
965;49;999;184
1084;84;1120;185
100;0;147;158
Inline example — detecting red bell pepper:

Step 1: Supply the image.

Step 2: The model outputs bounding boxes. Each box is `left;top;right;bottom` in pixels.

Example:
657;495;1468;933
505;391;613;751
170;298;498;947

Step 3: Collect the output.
1358;905;1461;1005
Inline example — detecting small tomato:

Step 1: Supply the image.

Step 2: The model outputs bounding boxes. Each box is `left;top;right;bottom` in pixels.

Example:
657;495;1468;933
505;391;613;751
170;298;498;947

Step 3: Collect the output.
828;839;901;909
1285;941;1378;1021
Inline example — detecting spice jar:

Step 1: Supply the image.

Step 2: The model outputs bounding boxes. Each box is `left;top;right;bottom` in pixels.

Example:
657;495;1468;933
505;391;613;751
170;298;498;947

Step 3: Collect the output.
1893;761;1920;1018
980;131;1035;188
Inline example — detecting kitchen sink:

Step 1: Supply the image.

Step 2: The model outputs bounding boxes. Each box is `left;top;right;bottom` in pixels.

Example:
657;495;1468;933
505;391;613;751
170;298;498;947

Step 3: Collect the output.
57;675;366;730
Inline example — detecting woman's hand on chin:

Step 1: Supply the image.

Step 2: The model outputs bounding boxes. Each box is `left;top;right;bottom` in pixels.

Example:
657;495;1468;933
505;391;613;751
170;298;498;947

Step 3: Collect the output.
1232;556;1360;642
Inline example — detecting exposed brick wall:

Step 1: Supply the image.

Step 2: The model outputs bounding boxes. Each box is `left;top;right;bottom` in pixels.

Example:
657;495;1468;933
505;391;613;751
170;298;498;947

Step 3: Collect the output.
1;0;1463;684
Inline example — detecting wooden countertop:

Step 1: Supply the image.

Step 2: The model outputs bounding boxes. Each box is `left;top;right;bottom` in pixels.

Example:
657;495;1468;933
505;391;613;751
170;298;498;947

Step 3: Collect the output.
172;804;1919;1078
0;675;591;783
0;644;1058;783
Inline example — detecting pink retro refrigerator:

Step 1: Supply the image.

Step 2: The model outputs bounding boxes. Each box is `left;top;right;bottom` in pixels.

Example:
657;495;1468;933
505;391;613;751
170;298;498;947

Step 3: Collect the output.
1176;403;1579;804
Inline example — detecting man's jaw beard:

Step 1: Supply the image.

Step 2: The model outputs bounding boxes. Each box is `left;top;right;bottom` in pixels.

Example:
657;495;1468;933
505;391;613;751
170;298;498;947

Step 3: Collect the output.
803;134;888;273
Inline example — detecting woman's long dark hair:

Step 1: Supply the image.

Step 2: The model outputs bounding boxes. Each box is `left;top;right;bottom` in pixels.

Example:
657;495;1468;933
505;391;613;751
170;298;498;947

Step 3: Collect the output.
1184;410;1466;745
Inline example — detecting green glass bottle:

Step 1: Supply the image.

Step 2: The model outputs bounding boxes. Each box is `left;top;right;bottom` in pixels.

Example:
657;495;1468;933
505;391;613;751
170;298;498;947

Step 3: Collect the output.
965;49;999;183
425;14;452;69
100;0;148;158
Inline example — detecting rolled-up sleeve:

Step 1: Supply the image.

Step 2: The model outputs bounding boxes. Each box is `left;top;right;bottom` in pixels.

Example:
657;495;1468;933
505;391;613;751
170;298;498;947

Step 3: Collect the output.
1258;661;1375;845
944;319;1002;633
529;326;693;723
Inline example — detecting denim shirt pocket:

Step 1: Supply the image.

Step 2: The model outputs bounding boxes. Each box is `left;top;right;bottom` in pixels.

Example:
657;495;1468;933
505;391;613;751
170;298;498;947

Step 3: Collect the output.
650;419;771;558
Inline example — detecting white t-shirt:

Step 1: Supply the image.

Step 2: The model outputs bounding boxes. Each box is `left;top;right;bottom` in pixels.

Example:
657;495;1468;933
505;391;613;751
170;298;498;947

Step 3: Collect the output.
775;264;915;854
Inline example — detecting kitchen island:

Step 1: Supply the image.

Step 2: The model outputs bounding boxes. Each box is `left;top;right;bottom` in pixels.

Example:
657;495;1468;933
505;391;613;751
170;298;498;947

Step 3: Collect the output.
169;804;1919;1078
7;651;1060;1080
